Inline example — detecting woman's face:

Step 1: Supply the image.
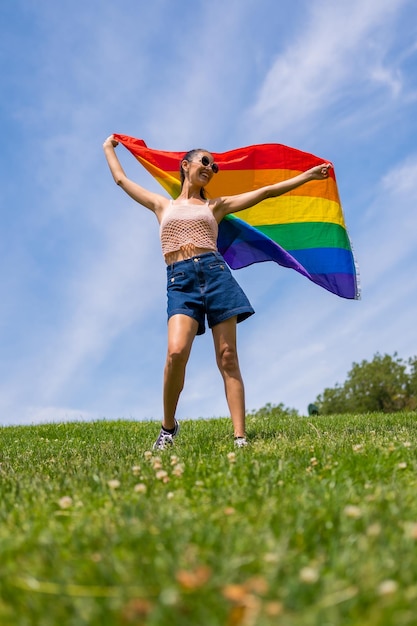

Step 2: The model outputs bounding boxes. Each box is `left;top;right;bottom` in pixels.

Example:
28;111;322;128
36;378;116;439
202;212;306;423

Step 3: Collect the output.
184;151;219;187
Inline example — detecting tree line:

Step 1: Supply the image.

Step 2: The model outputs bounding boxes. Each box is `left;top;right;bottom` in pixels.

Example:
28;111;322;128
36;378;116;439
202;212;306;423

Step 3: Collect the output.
314;352;417;415
250;353;417;419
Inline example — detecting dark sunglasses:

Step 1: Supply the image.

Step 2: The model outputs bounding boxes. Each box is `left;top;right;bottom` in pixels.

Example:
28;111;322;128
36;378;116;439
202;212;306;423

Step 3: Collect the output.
199;155;219;174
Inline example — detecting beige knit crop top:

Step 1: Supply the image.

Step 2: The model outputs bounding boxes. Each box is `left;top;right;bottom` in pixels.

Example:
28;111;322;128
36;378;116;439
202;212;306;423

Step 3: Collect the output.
160;200;218;257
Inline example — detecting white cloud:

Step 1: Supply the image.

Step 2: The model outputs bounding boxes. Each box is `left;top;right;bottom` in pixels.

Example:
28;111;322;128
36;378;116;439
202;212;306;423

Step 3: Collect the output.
247;0;411;139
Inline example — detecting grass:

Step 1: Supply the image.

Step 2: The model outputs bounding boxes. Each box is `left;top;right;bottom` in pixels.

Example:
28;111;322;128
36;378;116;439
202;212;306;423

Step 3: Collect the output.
1;412;417;625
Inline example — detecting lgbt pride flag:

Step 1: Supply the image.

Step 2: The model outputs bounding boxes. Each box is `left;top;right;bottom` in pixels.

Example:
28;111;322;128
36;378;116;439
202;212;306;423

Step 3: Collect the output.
113;135;360;300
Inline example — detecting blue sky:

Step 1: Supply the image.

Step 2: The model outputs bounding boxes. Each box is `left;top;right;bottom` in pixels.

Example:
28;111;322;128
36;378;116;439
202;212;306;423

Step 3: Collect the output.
1;0;417;426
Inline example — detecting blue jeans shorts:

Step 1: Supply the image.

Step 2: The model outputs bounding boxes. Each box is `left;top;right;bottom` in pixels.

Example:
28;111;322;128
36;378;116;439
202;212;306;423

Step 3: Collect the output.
166;252;255;335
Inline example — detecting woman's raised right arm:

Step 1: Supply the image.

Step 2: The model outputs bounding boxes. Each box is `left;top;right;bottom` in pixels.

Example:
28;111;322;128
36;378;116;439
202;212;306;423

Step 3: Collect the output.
103;135;166;214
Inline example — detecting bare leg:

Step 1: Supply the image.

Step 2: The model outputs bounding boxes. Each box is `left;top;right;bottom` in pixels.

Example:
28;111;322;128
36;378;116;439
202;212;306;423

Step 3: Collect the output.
212;317;246;438
163;314;199;430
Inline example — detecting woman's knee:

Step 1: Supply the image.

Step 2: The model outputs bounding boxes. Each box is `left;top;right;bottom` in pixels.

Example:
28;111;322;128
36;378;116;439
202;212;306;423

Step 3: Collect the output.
217;344;239;374
166;315;198;369
166;342;190;368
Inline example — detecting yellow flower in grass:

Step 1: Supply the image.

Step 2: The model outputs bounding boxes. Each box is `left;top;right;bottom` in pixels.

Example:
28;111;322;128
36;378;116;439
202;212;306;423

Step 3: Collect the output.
107;479;120;490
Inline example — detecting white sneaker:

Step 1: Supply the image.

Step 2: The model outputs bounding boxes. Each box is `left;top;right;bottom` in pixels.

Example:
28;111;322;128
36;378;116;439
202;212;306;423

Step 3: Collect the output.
153;420;180;450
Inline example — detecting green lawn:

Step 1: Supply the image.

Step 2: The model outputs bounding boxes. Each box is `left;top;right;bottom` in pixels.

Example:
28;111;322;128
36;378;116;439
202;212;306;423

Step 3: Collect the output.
1;412;417;625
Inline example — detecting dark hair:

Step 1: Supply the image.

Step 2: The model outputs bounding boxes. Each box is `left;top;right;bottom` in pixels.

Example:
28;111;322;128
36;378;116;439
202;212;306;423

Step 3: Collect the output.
179;149;208;200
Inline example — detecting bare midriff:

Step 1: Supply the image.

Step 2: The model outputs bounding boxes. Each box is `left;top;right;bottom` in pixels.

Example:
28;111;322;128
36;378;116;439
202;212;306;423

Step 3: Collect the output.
164;245;216;265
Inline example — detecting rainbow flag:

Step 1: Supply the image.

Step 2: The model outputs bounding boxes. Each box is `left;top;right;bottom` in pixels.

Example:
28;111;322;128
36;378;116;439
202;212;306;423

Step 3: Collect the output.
113;135;360;300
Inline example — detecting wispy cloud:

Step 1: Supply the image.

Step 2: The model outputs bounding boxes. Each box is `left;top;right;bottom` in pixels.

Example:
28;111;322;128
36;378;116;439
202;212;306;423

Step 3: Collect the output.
247;0;412;140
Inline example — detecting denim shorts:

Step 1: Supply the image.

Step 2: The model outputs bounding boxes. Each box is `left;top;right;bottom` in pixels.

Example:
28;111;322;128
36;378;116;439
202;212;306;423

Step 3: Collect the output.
166;252;254;335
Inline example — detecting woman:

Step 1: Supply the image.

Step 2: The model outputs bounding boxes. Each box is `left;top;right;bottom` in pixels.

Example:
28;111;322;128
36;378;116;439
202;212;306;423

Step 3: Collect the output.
103;135;331;449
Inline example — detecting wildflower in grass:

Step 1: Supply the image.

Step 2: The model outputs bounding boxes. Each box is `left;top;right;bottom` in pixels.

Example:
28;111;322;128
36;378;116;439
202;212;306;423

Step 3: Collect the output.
222;581;261;621
131;465;141;475
377;579;398;596
403;441;412;448
176;565;212;590
170;455;179;465
343;505;362;519
172;463;184;477
121;598;153;623
167;491;175;499
144;451;152;460
299;566;319;584
151;457;163;470
352;444;363;452
224;507;236;516
227;452;236;464
244;576;269;595
58;496;73;509
310;457;318;466
398;462;407;469
403;522;417;539
155;469;169;483
225;594;261;626
195;480;204;487
366;523;382;537
107;479;121;489
265;601;284;617
134;483;147;494
222;584;248;602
